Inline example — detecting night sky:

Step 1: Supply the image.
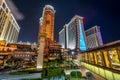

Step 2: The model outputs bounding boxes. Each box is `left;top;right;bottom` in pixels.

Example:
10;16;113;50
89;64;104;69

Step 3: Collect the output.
12;0;120;44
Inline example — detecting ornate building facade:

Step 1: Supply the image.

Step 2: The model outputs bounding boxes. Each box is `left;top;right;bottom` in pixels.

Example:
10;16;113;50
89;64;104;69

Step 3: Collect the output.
39;5;55;42
59;15;87;51
37;5;56;69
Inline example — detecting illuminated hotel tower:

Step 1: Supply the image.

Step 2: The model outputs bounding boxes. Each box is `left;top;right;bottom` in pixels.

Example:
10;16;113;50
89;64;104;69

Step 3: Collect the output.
37;5;55;69
59;15;87;50
85;25;103;49
0;0;20;43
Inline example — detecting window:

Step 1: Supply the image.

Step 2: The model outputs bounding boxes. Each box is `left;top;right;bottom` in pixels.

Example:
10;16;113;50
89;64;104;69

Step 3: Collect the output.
96;51;103;66
2;3;6;8
46;20;50;24
108;49;120;70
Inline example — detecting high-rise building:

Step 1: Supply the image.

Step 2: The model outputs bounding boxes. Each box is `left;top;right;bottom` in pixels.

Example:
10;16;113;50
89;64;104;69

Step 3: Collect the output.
37;5;55;69
85;25;103;49
0;0;20;43
59;24;67;48
59;15;87;51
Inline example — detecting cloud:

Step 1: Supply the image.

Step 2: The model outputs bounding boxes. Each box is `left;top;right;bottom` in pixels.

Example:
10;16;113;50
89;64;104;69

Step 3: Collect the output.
6;0;24;20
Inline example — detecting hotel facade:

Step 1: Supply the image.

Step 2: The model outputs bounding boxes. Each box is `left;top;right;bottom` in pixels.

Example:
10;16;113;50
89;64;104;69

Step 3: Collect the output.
59;15;87;51
85;26;103;49
0;0;20;43
59;24;67;49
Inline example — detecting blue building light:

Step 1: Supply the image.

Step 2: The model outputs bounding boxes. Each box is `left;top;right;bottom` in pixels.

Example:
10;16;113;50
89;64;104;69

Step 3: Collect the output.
78;19;87;50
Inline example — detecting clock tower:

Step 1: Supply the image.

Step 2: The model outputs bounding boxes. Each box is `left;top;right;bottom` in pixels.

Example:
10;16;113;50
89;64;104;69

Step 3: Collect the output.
37;5;55;69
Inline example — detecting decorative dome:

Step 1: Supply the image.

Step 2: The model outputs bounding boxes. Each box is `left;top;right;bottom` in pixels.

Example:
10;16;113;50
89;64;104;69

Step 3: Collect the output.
44;5;54;10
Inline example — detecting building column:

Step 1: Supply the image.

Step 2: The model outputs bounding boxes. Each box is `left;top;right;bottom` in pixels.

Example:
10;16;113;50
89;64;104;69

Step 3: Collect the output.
93;52;98;65
102;49;110;67
6;22;12;42
100;50;106;66
37;33;46;69
106;49;112;68
115;48;120;62
9;27;14;42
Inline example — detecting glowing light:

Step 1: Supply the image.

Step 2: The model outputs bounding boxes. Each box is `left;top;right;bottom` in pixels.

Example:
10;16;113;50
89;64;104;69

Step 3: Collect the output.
78;19;86;50
71;51;74;55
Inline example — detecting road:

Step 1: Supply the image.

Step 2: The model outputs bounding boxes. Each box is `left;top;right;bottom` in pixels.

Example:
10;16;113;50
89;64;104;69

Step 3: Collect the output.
0;73;41;80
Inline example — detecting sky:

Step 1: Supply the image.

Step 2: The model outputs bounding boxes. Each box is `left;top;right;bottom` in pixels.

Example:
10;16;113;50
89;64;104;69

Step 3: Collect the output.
10;0;120;44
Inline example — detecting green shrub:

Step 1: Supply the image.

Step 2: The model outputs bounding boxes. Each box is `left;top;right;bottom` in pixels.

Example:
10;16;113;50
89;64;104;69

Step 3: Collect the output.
65;75;70;79
70;71;82;78
42;67;64;79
